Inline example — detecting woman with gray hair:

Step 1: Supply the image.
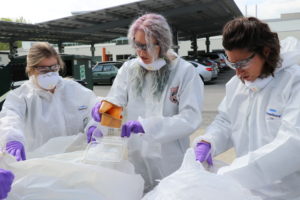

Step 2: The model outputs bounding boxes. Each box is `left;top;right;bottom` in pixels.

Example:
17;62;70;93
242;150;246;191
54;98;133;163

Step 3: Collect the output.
91;13;204;191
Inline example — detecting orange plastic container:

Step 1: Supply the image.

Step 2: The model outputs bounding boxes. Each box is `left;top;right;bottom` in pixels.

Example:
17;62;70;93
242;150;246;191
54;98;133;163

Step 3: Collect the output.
99;100;113;113
99;100;123;128
100;113;122;128
106;106;122;119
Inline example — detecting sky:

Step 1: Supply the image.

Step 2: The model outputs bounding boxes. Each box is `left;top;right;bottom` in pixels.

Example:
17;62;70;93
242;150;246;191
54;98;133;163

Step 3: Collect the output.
0;0;300;23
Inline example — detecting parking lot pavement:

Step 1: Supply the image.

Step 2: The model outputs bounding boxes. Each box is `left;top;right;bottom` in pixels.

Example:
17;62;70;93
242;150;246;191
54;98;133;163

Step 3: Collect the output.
190;68;236;164
93;68;236;164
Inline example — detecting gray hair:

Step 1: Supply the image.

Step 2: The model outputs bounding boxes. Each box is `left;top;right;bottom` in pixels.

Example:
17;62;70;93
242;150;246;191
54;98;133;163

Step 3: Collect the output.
127;13;173;59
130;63;171;99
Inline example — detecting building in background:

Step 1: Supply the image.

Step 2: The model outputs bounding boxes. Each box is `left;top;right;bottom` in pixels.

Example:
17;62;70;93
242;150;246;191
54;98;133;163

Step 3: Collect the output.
0;51;10;65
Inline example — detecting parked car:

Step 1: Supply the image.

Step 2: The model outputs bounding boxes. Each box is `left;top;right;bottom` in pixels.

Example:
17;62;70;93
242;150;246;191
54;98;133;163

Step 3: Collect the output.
199;52;227;71
92;62;119;84
95;61;123;69
188;60;217;83
196;57;219;78
128;55;137;60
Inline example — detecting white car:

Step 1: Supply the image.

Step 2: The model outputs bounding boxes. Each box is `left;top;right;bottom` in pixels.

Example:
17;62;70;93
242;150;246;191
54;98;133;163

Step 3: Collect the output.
188;61;217;83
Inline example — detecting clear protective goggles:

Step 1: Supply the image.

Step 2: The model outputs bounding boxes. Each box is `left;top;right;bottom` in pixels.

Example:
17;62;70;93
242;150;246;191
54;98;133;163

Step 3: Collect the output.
225;53;255;70
34;64;60;74
133;41;158;51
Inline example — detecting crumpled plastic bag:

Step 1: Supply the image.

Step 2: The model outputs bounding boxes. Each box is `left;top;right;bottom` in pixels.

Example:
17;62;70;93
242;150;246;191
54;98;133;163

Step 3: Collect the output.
0;133;144;200
142;148;261;200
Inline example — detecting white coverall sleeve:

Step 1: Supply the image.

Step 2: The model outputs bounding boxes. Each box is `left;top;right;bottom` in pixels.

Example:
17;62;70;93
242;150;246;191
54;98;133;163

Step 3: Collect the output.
140;66;204;144
0;89;26;145
193;96;233;155
218;81;300;189
104;62;129;107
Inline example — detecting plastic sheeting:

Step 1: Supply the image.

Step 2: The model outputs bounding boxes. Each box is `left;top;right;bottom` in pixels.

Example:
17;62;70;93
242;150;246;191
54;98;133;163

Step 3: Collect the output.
0;134;144;200
142;148;262;200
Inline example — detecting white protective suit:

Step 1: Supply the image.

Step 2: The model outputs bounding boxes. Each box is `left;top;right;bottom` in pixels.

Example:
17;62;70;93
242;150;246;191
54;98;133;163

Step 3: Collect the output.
194;37;300;200
105;54;204;190
0;77;99;152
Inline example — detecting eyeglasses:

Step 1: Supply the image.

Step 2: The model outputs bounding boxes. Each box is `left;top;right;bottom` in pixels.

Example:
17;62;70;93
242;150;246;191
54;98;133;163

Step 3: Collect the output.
225;53;255;70
133;41;158;51
34;64;60;74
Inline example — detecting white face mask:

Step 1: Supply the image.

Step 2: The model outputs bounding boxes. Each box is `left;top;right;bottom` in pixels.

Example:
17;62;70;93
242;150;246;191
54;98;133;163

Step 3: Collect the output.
138;57;166;71
244;76;273;92
36;71;60;90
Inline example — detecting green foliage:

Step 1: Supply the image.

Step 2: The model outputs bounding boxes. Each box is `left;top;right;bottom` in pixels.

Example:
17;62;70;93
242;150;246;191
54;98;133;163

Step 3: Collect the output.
15;16;28;23
0;17;12;22
0;17;28;50
0;43;9;50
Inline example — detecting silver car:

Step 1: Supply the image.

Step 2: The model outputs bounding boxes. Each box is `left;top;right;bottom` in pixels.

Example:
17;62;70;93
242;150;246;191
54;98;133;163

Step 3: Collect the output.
188;61;217;83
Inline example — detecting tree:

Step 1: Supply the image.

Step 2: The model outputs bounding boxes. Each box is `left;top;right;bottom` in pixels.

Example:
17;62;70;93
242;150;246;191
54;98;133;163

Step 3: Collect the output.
0;17;28;50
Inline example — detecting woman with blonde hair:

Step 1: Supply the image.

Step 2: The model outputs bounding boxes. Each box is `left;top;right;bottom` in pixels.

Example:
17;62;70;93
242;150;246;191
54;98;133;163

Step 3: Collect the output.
0;42;98;161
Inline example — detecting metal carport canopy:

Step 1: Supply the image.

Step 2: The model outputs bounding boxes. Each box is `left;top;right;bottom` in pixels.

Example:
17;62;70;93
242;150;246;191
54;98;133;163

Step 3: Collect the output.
0;20;115;44
0;0;242;44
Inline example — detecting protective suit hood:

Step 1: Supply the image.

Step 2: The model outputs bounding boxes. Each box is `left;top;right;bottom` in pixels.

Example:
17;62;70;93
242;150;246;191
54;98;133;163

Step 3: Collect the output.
165;49;179;61
279;36;300;70
244;37;300;92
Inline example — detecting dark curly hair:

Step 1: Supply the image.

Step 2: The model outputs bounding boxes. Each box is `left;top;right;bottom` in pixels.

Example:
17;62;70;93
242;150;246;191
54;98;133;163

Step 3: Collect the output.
222;17;281;78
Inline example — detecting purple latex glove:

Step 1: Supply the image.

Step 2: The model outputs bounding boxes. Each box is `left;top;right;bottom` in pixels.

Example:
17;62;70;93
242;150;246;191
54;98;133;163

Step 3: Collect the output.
6;141;26;161
194;141;213;166
86;125;103;143
91;102;102;122
0;168;14;199
121;120;145;137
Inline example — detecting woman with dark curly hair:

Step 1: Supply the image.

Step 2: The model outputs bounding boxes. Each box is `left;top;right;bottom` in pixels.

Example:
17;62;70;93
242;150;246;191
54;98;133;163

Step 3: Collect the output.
193;17;300;200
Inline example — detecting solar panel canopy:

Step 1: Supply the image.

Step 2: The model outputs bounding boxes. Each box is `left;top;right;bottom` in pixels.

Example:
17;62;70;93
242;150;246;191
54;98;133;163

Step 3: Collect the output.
0;0;242;44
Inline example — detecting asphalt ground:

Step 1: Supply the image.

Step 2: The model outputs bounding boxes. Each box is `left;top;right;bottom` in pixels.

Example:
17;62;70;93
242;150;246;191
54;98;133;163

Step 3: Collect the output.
93;67;236;164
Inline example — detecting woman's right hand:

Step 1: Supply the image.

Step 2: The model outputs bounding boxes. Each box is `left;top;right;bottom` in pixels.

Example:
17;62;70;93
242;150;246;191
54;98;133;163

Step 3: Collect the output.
194;141;213;166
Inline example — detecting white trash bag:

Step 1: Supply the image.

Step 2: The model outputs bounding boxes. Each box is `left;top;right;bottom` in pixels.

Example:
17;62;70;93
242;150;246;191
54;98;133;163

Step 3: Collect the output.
0;134;144;200
143;148;261;200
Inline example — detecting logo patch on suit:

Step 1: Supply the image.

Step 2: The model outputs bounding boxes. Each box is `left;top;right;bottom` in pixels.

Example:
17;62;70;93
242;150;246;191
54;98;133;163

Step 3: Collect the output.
169;86;179;104
266;108;281;119
78;105;88;110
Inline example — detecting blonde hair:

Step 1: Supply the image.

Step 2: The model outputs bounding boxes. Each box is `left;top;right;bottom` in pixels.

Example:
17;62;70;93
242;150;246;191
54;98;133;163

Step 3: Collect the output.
26;42;64;76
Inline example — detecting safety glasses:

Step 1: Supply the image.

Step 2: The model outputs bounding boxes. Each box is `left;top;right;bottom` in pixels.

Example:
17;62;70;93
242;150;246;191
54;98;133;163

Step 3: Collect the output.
34;64;60;74
225;53;255;70
133;41;159;51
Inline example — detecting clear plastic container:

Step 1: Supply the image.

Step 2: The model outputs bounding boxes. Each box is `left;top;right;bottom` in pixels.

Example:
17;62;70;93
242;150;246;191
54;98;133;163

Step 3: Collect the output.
101;126;122;137
82;126;128;164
